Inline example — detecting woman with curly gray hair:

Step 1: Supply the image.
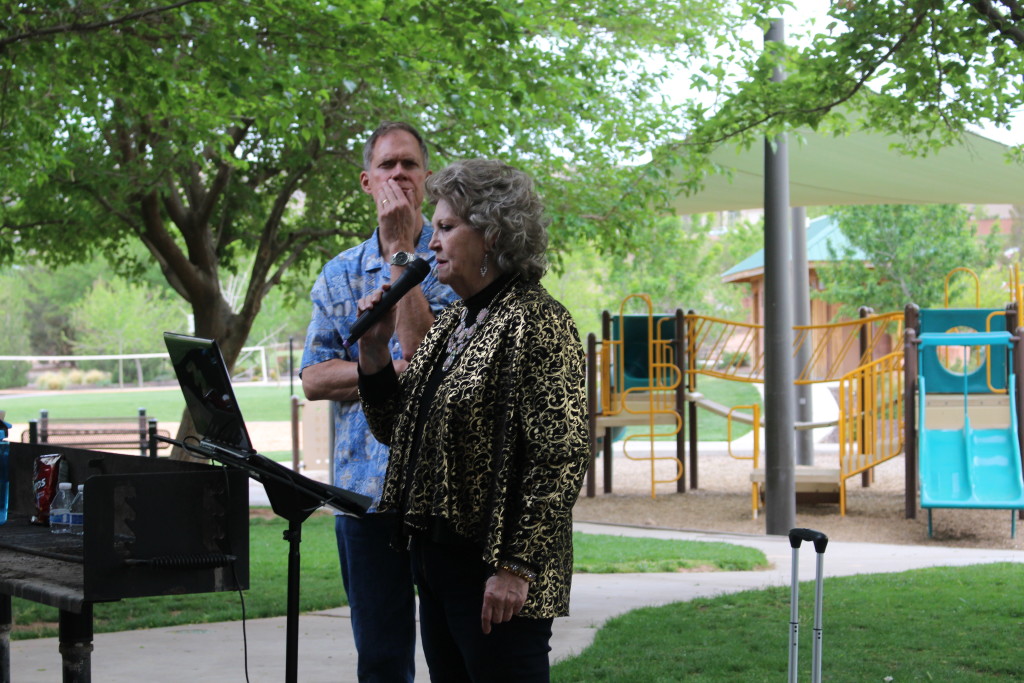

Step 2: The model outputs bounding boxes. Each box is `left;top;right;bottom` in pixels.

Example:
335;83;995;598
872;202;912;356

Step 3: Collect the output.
356;159;589;682
426;158;549;285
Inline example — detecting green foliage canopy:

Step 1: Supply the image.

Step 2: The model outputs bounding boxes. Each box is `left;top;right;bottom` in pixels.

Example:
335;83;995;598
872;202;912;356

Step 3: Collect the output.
1;0;774;368
71;277;184;355
816;204;1000;316
545;214;761;341
682;1;1024;168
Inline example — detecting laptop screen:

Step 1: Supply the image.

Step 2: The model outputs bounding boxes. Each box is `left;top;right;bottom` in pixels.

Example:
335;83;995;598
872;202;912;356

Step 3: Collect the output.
163;331;371;516
164;332;255;454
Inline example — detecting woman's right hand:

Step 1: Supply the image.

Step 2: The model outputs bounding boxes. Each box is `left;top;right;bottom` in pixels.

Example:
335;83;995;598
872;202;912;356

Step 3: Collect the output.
480;569;529;634
355;285;398;374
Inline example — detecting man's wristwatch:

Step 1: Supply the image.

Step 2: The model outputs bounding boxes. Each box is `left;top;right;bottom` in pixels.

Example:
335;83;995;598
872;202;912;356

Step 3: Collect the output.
389;251;416;267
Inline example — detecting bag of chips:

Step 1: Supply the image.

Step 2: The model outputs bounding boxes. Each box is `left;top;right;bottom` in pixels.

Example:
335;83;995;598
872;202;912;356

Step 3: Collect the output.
31;453;65;525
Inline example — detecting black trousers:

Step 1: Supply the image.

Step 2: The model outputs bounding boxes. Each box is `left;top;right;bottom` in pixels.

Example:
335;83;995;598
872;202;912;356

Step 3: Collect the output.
410;535;554;683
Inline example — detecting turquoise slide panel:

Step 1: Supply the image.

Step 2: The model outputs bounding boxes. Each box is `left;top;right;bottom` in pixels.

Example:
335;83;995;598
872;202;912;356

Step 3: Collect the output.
918;360;1024;510
920;429;972;505
969;429;1024;502
919;308;1004;336
920;425;1024;509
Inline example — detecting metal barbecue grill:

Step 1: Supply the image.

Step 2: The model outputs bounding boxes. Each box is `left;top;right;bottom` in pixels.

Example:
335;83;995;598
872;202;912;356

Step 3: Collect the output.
0;442;249;682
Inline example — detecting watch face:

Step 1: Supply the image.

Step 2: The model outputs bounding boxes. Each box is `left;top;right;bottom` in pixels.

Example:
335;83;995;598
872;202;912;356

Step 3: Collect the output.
391;251;413;266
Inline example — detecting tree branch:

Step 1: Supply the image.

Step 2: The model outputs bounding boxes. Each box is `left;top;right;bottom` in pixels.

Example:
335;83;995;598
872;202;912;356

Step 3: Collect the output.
163;181;190;230
966;0;1024;47
262;236;316;295
689;6;932;147
197;120;251;231
140;190;206;302
1;1;213;51
241;155;318;323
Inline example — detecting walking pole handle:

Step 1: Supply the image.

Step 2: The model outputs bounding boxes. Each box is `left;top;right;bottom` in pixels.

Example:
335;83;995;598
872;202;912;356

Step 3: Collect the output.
789;528;829;554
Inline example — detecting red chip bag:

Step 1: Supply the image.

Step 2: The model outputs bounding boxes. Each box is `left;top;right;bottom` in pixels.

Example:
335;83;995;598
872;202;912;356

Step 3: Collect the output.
31;453;63;525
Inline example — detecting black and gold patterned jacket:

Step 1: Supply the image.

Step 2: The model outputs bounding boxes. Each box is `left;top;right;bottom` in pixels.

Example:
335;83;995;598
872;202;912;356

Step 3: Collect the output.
362;278;589;618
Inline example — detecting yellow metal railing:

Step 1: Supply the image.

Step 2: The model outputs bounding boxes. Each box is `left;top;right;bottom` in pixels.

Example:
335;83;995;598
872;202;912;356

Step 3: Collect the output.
983;311;1010;394
944;267;981;308
1012;263;1023;316
794;312;904;384
724;404;761;519
685;311;904;385
837;351;905;515
686;314;762;382
620;403;683;499
598;296;679;416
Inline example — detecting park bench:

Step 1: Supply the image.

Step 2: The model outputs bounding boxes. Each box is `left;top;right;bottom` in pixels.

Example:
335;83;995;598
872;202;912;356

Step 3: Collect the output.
20;408;171;457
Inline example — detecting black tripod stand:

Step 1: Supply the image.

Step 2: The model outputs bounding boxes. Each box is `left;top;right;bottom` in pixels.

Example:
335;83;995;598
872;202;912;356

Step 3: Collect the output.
262;474;328;683
161;437;370;683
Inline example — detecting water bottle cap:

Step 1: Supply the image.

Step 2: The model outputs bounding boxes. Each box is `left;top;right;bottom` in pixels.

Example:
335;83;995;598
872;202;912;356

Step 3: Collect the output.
59;482;72;490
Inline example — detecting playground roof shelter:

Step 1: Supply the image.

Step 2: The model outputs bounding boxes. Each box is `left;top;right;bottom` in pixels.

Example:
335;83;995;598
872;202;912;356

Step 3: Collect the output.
720;214;864;283
666;125;1024;214
677;125;1024;382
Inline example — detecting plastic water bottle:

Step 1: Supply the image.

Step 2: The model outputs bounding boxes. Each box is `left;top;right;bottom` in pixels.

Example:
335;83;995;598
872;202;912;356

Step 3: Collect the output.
69;484;85;536
0;416;9;525
50;482;73;534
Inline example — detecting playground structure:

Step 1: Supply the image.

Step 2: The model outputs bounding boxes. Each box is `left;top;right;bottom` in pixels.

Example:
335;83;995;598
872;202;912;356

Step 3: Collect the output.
689;308;905;518
903;268;1024;536
587;299;905;515
587;267;1024;528
585;295;686;499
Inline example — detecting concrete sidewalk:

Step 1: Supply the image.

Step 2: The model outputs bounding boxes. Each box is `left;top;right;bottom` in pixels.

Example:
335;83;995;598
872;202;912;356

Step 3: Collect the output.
11;521;1024;682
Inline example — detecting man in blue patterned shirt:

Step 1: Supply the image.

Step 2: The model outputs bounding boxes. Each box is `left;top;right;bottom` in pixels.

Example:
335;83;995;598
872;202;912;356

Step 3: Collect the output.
301;121;457;683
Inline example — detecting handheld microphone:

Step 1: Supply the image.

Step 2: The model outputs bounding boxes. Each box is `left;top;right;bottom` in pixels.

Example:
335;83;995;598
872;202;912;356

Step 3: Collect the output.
344;257;432;348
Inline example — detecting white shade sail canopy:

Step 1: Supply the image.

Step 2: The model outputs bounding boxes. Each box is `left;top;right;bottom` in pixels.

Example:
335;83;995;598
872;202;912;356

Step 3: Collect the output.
667;127;1024;214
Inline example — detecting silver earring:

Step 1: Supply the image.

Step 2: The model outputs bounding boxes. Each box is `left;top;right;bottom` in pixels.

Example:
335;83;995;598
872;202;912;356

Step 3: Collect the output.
480;253;489;277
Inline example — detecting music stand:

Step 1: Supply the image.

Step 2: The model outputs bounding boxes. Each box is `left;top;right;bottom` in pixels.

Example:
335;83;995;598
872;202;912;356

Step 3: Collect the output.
162;333;371;683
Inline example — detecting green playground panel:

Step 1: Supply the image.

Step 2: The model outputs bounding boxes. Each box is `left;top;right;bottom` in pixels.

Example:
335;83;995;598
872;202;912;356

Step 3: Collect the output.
918;308;1008;393
609;314;679;392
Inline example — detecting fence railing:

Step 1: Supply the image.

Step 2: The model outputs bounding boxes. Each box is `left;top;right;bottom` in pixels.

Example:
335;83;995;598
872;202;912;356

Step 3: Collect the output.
837;350;905;514
0;344;297;388
685;310;904;385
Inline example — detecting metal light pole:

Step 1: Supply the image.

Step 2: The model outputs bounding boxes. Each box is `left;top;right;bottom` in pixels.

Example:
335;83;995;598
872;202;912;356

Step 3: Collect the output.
792;206;814;466
763;18;796;534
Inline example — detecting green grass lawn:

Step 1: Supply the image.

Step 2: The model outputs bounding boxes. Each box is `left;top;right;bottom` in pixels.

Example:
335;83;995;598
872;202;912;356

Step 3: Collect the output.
2;379;762;445
1;384;299;424
552;563;1024;681
10;511;1019;680
9;523;766;640
573;532;766;573
688;376;762;442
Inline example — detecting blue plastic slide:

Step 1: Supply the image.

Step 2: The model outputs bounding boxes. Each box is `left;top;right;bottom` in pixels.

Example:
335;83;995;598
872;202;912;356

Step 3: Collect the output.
917;331;1024;536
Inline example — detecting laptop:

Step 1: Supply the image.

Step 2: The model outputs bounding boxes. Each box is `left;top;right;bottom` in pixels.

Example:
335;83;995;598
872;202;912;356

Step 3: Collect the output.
163;332;370;517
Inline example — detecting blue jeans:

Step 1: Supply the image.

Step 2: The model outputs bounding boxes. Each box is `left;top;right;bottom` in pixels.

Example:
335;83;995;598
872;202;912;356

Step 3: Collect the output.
410;536;553;683
335;513;416;683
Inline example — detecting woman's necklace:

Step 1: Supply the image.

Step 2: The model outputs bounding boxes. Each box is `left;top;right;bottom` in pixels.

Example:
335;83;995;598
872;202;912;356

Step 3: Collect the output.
443;305;490;371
